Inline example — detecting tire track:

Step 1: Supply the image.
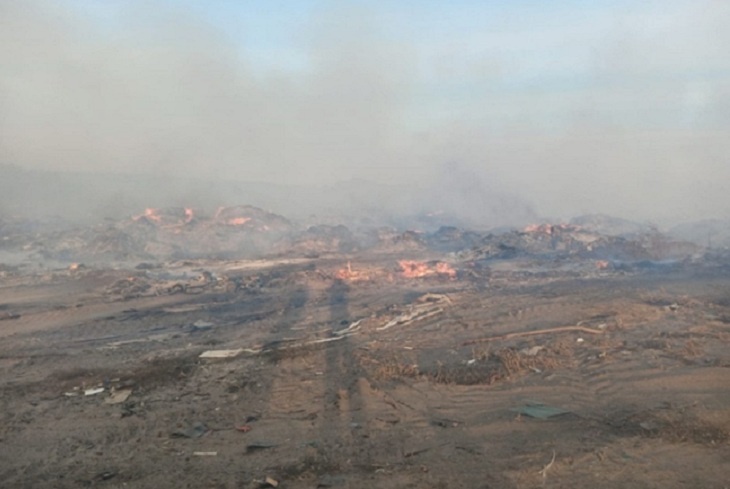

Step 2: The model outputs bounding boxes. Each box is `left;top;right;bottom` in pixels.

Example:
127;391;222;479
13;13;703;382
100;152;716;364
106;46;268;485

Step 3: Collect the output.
0;295;191;339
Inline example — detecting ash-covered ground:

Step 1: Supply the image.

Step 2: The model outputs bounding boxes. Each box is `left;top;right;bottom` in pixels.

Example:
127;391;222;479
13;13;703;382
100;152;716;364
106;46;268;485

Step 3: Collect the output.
1;207;729;488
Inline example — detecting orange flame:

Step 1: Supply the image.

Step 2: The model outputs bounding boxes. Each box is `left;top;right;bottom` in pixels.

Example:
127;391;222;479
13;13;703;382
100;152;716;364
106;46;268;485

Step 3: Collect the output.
132;207;196;228
398;260;456;279
142;208;163;223
523;223;578;234
335;261;373;281
227;217;251;226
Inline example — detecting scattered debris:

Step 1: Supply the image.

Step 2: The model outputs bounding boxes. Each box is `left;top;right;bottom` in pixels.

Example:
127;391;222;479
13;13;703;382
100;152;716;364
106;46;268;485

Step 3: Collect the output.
94;471;117;481
2;207;727;487
403;446;432;458
539;450;557;480
521;345;545;356
104;389;132;405
377;293;451;331
511;402;571;420
430;418;461;428
199;349;244;359
463;325;604;346
334;319;362;336
190;320;214;332
120;402;140;418
172;422;208;439
246;442;277;453
260;331;361;355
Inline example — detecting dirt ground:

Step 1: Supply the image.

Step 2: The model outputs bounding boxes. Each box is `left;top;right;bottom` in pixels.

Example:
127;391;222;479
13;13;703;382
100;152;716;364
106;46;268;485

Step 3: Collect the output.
1;256;729;488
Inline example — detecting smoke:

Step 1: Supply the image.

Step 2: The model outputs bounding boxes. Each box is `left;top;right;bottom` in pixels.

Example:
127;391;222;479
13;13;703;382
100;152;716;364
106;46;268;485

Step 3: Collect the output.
1;0;728;226
0;1;414;182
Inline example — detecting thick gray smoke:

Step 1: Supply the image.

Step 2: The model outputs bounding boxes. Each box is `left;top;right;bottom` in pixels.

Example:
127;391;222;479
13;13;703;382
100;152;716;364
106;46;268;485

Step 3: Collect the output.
1;0;728;227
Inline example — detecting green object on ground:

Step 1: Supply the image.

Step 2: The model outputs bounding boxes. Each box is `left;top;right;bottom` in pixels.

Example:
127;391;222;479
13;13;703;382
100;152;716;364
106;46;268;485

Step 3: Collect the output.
510;401;571;419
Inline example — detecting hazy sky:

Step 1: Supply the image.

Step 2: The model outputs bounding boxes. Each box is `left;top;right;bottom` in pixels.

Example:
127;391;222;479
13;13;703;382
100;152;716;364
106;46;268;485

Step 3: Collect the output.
1;0;728;223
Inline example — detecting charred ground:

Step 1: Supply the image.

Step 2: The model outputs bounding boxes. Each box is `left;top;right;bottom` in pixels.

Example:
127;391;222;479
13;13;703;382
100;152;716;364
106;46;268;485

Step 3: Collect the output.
0;207;729;488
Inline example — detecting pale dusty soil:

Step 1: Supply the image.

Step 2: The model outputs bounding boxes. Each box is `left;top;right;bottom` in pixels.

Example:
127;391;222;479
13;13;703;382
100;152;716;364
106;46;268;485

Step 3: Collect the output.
1;259;729;488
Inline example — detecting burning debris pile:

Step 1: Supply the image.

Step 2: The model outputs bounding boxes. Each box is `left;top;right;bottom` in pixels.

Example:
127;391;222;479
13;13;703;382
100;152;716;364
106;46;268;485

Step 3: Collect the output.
2;206;730;489
398;259;456;279
132;207;195;227
0;206;713;273
212;205;291;232
2;206;294;263
334;261;379;282
333;259;457;283
102;268;241;301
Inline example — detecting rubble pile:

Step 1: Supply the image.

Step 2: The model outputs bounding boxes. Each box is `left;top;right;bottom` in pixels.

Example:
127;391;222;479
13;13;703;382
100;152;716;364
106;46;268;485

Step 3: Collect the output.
398;259;456;279
464;223;700;265
102;267;250;301
290;224;359;256
424;226;482;252
373;228;428;253
213;205;291;233
5;206;294;263
0;206;713;271
132;207;195;227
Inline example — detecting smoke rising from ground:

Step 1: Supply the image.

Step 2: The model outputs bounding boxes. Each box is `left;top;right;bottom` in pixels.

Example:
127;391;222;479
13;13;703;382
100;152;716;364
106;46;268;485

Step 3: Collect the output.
1;0;728;227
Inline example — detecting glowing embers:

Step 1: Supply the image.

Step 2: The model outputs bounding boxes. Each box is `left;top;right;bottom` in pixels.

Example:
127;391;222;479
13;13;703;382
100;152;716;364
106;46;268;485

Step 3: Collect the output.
138;208;162;223
226;217;252;226
398;259;456;279
334;261;376;282
334;260;456;282
523;223;580;235
132;207;195;227
213;206;291;232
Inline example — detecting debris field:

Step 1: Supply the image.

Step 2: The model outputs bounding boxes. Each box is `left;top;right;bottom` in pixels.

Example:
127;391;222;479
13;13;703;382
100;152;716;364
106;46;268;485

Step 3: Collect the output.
1;208;729;488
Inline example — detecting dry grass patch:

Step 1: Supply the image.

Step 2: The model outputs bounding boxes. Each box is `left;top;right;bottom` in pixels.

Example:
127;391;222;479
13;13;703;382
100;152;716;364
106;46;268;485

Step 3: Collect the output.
617;406;730;445
360;352;420;382
425;341;573;385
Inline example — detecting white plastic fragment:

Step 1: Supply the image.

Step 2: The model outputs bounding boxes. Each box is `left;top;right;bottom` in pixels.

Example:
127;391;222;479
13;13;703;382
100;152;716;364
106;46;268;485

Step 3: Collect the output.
199;349;243;359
